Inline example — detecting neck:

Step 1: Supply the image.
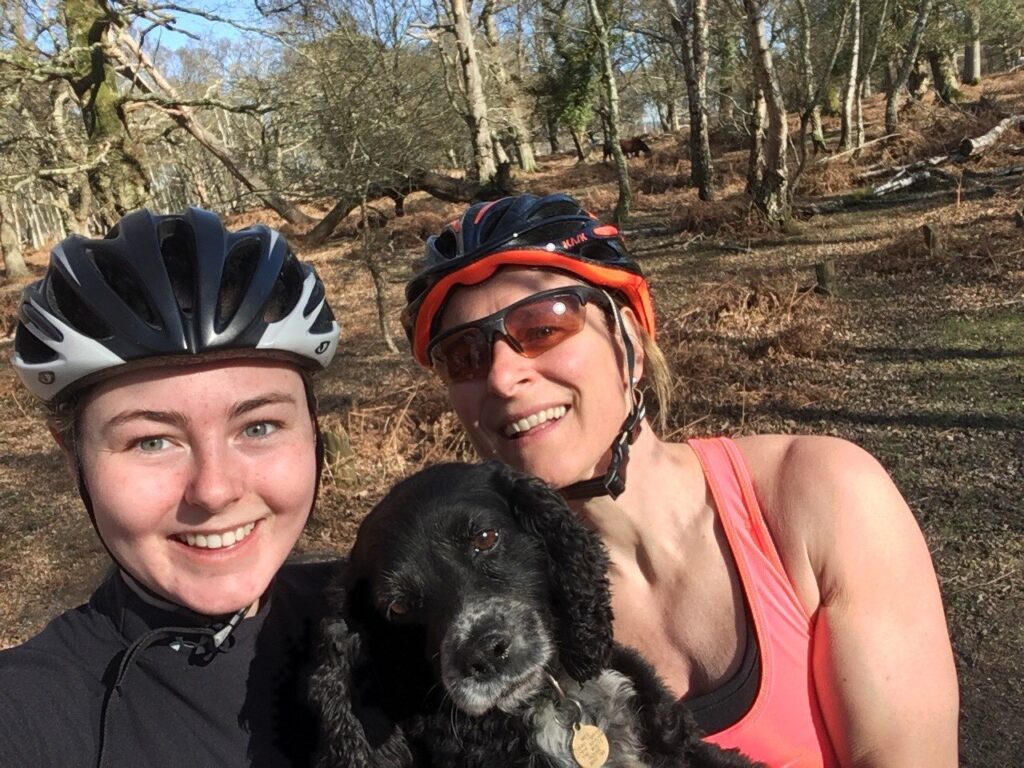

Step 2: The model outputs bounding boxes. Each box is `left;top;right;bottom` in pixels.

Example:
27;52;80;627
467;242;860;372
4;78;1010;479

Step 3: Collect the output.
570;426;705;564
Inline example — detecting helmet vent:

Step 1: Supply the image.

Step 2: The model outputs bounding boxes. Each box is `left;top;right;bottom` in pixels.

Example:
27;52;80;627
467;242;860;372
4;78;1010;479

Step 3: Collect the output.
49;268;111;339
92;248;160;327
433;229;458;260
159;224;197;315
529;198;581;221
14;323;59;364
263;256;304;323
218;238;262;329
309;303;336;334
513;221;582;247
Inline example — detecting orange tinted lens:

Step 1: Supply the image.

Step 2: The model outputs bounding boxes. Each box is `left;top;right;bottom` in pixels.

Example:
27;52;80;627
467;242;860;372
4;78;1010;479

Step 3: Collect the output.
431;327;490;382
505;294;587;357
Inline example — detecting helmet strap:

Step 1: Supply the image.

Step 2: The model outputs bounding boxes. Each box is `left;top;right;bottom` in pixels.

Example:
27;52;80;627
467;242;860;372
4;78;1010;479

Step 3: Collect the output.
559;299;645;501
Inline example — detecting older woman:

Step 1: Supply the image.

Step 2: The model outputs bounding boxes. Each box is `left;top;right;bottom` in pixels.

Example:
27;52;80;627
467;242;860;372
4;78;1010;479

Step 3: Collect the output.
401;193;959;767
0;208;340;766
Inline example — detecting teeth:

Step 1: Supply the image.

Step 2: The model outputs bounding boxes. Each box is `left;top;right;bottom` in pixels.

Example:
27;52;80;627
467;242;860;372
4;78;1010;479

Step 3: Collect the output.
179;522;257;550
503;406;567;437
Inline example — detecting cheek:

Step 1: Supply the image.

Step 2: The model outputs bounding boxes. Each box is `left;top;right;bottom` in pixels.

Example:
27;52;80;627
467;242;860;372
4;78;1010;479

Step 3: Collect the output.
258;440;318;512
85;460;185;539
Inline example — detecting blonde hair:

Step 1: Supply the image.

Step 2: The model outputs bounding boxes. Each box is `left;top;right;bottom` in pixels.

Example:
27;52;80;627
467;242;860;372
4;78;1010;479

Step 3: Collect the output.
638;327;672;434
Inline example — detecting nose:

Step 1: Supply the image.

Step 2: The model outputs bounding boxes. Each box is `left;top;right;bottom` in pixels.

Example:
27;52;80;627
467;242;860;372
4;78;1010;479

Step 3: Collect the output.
485;338;533;397
457;629;514;680
183;441;245;513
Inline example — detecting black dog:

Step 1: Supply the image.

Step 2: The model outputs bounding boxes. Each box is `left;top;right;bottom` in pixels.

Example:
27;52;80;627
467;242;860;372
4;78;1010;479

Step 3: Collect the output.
310;462;760;768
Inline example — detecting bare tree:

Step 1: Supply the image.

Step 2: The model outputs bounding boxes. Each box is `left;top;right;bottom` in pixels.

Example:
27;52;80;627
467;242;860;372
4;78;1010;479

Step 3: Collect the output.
446;0;497;183
884;0;936;133
667;0;715;200
743;0;790;226
840;0;861;150
480;0;537;172
585;0;631;222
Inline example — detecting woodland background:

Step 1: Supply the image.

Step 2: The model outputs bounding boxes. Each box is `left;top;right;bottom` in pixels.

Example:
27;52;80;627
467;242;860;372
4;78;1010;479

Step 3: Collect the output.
1;0;1023;764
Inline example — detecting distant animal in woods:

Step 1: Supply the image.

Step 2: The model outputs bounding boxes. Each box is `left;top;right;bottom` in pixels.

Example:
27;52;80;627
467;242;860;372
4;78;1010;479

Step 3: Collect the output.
309;461;761;768
603;136;653;161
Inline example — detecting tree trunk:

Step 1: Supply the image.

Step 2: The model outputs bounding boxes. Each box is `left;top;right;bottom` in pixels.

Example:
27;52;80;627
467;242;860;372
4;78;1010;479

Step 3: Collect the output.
62;0;149;224
480;0;536;172
840;0;861;150
717;20;739;125
585;0;631;223
0;196;29;279
743;0;789;226
546;116;561;154
747;85;767;195
927;47;961;102
962;7;981;85
449;0;497;183
884;0;935;133
668;0;715;200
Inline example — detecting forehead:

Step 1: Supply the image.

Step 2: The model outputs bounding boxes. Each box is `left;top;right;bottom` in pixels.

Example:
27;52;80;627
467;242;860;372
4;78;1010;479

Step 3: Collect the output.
80;359;307;418
439;267;589;331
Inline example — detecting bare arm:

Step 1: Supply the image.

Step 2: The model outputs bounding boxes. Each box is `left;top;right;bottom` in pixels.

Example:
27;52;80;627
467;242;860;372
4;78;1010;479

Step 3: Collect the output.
747;436;959;767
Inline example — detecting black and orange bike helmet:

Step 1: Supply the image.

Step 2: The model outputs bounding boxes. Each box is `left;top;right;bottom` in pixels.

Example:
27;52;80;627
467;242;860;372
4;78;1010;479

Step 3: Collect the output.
402;193;655;367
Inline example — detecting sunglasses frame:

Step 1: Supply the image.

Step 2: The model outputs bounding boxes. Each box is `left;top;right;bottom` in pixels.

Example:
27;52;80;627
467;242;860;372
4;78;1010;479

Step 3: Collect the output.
427;285;613;382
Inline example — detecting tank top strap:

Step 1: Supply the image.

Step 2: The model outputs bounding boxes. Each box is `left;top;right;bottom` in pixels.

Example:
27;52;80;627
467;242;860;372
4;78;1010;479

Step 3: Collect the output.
688;437;788;581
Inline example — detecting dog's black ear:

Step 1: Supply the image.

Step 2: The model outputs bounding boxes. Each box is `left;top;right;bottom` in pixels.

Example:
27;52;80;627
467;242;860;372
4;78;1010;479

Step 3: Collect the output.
496;462;614;682
310;575;419;767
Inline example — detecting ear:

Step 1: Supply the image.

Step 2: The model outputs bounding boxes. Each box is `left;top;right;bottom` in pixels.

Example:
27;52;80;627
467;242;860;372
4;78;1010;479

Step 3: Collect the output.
496;462;614;682
618;305;646;385
47;422;79;479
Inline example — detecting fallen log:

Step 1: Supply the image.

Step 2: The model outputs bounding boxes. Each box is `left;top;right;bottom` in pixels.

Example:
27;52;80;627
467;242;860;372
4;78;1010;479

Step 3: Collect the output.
798;183;999;215
958;115;1024;159
816;133;900;164
858;154;951;181
303;164;515;247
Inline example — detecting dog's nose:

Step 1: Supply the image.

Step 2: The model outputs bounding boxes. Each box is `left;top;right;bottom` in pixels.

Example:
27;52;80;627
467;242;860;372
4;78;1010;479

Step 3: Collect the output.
460;631;513;679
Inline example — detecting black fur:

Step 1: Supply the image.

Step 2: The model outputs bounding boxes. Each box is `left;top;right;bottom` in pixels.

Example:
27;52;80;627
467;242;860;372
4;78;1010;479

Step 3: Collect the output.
310;462;761;768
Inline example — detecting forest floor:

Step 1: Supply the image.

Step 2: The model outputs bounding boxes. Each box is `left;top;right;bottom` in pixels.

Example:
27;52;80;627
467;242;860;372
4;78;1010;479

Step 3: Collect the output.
1;72;1022;764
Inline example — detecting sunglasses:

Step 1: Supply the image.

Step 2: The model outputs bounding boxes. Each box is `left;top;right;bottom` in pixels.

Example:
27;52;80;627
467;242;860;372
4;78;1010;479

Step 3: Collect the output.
428;286;612;383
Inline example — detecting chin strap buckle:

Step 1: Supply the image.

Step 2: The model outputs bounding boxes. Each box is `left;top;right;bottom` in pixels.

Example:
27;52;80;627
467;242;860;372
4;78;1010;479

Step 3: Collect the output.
560;391;645;501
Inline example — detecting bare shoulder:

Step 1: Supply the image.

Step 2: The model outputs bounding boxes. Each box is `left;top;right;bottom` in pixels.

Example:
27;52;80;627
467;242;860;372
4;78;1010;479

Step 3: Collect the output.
731;434;918;612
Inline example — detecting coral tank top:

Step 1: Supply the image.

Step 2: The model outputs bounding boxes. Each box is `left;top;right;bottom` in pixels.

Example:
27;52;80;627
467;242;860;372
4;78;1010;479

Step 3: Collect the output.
688;437;839;768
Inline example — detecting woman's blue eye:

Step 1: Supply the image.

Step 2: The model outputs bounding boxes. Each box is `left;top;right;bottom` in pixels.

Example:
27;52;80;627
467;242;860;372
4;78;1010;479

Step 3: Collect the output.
244;421;278;438
138;437;169;452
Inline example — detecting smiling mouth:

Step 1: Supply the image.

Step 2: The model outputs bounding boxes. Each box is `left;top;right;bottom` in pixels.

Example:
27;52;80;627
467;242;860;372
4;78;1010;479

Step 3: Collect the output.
502;406;567;438
173;520;259;550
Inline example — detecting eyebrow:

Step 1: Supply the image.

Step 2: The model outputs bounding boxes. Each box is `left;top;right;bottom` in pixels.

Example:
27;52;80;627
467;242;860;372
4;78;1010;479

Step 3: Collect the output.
101;392;301;434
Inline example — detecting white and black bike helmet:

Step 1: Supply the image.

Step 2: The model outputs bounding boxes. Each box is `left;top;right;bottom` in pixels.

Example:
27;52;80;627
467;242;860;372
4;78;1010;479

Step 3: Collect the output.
13;206;339;402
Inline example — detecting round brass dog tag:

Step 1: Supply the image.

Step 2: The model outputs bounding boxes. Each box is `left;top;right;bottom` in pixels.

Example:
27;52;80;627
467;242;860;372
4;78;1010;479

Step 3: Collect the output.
571;723;610;768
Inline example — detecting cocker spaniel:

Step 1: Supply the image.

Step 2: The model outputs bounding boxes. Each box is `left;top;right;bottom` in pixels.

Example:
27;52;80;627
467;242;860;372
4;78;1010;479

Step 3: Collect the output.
310;461;761;768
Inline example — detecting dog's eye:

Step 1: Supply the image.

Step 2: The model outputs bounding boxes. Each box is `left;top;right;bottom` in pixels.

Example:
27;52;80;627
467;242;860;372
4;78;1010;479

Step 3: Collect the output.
471;529;499;553
386;599;410;618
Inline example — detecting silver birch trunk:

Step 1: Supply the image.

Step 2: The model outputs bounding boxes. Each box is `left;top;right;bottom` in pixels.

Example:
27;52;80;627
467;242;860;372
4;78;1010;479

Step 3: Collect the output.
840;0;861;150
667;0;715;200
795;0;827;154
585;0;631;222
449;0;497;183
743;0;789;226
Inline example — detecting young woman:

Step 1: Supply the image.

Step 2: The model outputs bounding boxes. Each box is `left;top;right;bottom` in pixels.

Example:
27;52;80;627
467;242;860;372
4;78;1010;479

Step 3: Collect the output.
401;193;959;767
0;208;340;767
